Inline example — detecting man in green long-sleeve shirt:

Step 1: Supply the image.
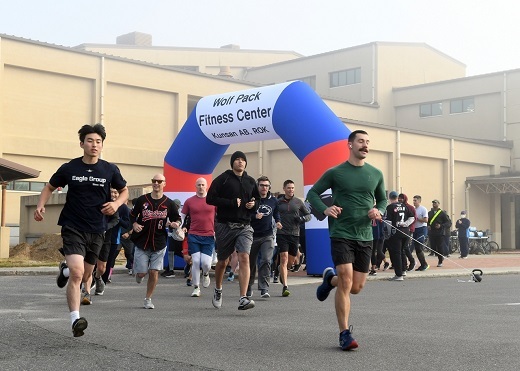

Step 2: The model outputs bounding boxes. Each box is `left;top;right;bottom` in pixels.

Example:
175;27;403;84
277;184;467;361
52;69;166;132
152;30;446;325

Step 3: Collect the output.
307;129;387;351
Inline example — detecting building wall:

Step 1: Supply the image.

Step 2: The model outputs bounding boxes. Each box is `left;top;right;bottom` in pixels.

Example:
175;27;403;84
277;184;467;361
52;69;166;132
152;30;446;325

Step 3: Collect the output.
0;35;516;249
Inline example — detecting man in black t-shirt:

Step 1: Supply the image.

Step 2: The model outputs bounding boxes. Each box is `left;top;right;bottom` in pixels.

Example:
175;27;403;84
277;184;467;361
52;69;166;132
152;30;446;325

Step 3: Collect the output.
384;191;415;281
34;124;128;337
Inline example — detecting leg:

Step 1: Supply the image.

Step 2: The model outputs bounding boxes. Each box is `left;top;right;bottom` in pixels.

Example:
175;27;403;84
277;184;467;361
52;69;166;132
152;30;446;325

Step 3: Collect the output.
146;269;159;298
65;254;85;312
257;237;274;291
248;239;261;288
237;251;250;297
333;263;354;332
191;252;201;287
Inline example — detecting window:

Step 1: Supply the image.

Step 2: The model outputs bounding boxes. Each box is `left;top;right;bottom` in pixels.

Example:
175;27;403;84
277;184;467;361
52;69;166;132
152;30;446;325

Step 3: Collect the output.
420;102;443;117
6;181;47;192
450;97;474;114
329;68;361;88
296;76;316;90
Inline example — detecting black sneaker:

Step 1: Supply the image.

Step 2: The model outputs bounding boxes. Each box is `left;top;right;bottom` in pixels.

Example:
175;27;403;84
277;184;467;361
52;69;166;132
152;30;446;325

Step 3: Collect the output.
162;270;176;278
407;261;416;272
368;270;377;276
282;286;290;297
383;262;390;271
184;264;191;278
238;296;255;310
56;261;69;288
72;317;88;337
273;276;279;283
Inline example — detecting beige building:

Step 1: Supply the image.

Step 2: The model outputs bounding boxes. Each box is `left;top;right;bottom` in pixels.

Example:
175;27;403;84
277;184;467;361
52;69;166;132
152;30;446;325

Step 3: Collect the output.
0;31;518;253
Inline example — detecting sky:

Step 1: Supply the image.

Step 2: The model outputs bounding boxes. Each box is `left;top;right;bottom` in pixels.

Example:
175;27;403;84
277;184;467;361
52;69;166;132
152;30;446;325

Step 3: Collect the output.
0;0;519;76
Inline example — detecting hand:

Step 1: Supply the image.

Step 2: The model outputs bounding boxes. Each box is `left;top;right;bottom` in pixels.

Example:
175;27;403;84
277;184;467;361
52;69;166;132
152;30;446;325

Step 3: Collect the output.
34;207;45;221
122;232;130;239
101;201;117;215
276;222;283;229
368;208;382;221
133;222;144;233
245;198;255;209
183;254;191;263
236;198;241;207
324;205;342;219
169;221;180;229
256;212;264;219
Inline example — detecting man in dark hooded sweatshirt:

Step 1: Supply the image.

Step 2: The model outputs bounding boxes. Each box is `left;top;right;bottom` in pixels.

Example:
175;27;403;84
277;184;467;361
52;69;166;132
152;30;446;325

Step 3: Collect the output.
206;151;259;311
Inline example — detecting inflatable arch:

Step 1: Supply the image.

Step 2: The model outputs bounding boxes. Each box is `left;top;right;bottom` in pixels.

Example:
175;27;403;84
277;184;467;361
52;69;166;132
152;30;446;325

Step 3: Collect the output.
163;81;351;275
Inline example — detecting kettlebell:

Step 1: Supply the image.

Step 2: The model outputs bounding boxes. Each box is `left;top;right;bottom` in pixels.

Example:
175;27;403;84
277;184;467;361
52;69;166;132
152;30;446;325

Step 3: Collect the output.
472;269;483;282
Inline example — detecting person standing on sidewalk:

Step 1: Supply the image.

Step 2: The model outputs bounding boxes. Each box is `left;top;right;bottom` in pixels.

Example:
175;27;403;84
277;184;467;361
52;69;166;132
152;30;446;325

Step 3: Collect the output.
428;199;451;267
412;195;429;271
385;192;415;281
307;130;387;351
131;174;181;309
276;179;311;297
206;151;258;310
34;123;128;337
181;177;216;297
247;176;282;298
456;211;471;258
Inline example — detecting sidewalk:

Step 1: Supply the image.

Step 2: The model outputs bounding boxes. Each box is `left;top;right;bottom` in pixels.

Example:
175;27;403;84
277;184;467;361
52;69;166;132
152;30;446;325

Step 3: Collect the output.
2;252;520;281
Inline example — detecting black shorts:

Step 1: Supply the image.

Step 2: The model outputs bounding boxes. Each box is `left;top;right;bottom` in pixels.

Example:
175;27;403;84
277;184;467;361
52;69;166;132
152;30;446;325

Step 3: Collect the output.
61;225;104;265
330;238;372;273
276;234;300;256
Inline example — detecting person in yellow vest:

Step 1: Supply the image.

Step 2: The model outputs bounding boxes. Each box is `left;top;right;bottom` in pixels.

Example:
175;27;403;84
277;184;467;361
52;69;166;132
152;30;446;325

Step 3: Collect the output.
427;200;451;267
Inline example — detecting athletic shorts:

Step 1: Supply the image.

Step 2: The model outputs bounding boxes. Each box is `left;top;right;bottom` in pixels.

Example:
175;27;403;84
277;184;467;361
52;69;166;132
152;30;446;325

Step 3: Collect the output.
214;222;253;261
133;246;167;274
330;238;372;273
61;225;104;265
188;234;215;257
276;234;299;256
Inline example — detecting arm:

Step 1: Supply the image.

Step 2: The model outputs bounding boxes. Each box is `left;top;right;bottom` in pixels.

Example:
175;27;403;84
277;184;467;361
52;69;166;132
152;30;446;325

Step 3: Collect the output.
206;175;238;208
298;200;312;223
371;176;388;220
34;183;57;221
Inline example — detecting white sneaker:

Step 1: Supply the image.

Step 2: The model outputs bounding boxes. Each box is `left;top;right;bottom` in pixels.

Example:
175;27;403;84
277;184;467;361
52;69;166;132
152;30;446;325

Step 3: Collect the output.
128;269;133;275
202;273;210;288
191;286;201;297
136;274;144;284
144;298;154;309
212;288;222;309
388;275;404;281
402;271;407;277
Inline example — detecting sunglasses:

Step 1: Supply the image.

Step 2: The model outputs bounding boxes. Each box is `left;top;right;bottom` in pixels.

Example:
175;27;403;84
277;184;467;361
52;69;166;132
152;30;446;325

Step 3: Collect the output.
151;179;164;184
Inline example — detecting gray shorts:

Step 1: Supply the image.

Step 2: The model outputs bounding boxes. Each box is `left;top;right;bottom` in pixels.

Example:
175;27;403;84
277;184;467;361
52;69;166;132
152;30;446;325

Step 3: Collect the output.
215;222;253;261
133;246;166;274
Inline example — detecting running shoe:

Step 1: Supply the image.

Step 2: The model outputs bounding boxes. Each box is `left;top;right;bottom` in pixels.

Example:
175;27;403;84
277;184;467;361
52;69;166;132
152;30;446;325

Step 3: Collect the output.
383;262;390;271
94;277;105;296
186;278;193;286
202;273;210;288
238;296;255;310
212;288;222;309
316;267;335;302
282;286;290;297
72;317;88;338
227;272;235;282
81;291;92;305
369;270;377;276
191;286;201;297
437;263;443;267
260;290;270;298
402;271;407;277
415;264;430;271
136;274;144;284
407;261;416;271
339;326;358;351
273;276;279;283
56;261;68;288
161;270;176;278
128;269;133;275
144;298;154;309
388;275;404;281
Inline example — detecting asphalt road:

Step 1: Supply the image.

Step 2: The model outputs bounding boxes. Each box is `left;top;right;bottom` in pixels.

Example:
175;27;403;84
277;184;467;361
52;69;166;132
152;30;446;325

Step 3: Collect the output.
1;272;519;370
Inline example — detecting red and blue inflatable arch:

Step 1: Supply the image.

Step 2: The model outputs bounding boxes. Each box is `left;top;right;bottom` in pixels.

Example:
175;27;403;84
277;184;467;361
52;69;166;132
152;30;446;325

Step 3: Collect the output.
163;81;350;275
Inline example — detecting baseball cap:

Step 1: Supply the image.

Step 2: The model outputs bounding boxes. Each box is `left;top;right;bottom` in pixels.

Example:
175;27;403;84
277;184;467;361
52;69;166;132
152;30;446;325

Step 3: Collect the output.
432;199;440;204
388;191;398;199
